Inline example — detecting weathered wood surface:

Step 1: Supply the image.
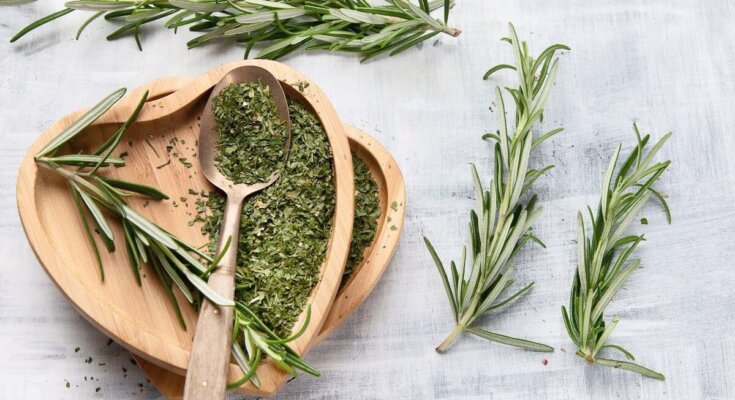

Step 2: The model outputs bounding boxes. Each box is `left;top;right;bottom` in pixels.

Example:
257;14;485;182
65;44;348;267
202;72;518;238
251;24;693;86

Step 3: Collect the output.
1;1;733;399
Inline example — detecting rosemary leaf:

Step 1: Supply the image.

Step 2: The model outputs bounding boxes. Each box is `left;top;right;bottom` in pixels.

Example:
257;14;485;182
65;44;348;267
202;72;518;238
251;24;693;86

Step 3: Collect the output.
9;7;73;43
76;10;104;40
70;183;105;281
595;358;666;381
89;90;149;174
42;154;125;167
102;178;169;200
0;0;35;5
150;254;187;329
467;327;553;352
35;88;126;158
66;1;135;11
75;183;114;242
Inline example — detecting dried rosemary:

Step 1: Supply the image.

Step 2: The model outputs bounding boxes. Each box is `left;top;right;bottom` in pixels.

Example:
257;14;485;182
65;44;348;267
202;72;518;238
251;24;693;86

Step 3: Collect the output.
34;88;318;387
342;153;381;288
194;99;336;337
425;23;568;353
562;126;671;380
8;0;459;62
213;81;287;185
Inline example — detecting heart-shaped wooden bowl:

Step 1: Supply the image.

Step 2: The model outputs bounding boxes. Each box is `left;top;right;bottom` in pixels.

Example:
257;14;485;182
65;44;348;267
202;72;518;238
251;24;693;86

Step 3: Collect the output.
132;120;407;398
16;61;354;397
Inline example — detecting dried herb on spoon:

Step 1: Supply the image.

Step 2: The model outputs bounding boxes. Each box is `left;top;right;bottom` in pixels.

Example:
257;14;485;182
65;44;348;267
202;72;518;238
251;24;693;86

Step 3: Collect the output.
562;126;671;380
425;23;568;353
34;88;318;387
8;0;459;62
213;81;287;184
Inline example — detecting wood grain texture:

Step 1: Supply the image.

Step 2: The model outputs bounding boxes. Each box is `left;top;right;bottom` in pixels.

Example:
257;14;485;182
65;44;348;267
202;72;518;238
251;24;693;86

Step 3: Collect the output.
15;65;354;398
132;120;407;399
1;1;734;399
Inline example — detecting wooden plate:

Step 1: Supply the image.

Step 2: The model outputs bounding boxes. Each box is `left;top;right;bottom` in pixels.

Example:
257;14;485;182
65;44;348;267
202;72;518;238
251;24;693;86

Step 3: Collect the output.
16;61;354;397
133;122;407;398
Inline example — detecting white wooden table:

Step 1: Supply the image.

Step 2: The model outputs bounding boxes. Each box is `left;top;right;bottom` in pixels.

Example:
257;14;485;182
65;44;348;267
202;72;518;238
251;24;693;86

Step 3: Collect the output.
1;1;733;399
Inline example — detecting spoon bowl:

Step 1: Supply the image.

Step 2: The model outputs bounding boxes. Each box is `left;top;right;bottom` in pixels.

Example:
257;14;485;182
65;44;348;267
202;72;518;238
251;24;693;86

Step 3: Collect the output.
184;66;291;400
198;65;291;194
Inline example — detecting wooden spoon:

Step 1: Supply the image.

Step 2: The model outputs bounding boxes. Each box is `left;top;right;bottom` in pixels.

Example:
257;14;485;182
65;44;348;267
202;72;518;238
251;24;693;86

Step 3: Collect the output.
183;66;291;400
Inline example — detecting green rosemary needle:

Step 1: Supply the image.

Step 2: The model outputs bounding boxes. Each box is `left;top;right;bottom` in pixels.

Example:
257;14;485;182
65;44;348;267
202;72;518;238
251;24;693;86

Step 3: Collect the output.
35;88;318;387
562;126;671;380
8;0;459;62
425;23;568;353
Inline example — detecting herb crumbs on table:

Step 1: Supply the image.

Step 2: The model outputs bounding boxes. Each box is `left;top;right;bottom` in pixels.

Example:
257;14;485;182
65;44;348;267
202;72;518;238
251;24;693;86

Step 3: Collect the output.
341;154;381;288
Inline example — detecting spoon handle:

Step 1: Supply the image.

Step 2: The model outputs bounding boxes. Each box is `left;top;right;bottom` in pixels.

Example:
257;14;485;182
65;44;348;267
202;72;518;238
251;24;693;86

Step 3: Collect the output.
184;195;244;400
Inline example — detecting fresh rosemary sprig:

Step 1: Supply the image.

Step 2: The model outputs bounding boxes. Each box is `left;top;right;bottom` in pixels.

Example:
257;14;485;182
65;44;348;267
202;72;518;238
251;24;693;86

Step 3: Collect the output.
34;89;234;311
8;0;459;62
35;88;318;387
562;126;671;380
425;24;568;353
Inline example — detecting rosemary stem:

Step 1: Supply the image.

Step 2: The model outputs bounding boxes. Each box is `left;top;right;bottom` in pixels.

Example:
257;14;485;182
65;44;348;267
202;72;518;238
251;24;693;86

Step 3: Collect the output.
383;13;461;37
576;349;595;364
436;323;465;353
434;26;462;37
